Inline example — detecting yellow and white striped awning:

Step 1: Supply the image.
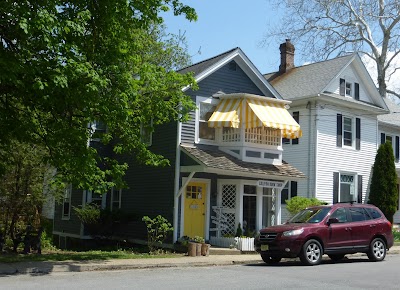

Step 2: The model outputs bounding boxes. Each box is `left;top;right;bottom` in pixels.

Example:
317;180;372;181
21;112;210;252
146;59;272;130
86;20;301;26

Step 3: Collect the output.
245;99;302;139
208;97;302;139
208;98;242;128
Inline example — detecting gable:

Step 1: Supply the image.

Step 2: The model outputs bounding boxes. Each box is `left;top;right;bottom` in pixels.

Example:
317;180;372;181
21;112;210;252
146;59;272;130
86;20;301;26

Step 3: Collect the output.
324;62;375;105
194;61;266;97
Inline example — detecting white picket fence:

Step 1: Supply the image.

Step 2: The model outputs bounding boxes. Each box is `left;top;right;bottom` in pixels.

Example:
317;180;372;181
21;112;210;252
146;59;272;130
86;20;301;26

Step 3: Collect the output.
209;237;255;251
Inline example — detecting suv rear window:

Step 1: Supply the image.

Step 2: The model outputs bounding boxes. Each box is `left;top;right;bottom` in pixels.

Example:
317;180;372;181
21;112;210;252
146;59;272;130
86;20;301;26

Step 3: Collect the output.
365;207;382;219
349;207;371;222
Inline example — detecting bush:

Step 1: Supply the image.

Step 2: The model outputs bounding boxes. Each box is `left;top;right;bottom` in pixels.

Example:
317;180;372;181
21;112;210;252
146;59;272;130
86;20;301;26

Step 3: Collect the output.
286;196;327;216
142;215;173;253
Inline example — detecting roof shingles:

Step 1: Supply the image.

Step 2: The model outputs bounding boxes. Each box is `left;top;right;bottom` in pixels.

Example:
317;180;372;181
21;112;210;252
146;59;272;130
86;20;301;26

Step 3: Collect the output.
181;144;305;179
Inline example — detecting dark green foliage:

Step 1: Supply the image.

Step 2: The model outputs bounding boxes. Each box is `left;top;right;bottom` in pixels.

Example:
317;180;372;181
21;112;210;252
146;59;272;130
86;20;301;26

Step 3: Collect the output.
142;215;173;253
369;142;398;223
235;223;243;237
0;0;197;193
74;204;137;237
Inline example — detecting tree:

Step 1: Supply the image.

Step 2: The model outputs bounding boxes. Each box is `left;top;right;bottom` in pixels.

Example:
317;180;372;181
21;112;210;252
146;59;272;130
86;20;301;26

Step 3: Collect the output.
369;142;398;223
0;0;197;193
264;0;400;98
0;141;62;249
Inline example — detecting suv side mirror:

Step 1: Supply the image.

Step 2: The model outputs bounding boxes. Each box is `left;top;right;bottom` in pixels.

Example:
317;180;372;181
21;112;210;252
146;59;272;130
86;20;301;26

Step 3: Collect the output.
327;218;339;225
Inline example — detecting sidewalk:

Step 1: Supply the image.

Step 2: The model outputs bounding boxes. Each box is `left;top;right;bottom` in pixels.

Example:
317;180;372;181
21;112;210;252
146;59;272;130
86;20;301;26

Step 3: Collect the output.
1;246;400;275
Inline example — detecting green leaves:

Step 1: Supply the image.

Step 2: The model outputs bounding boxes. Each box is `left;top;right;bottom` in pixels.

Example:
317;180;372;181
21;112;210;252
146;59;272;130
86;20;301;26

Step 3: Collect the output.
369;142;399;223
0;0;197;192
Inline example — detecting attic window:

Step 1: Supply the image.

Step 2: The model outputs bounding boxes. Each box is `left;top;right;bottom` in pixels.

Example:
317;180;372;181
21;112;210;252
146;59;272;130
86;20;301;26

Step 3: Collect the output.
228;62;237;71
346;83;352;96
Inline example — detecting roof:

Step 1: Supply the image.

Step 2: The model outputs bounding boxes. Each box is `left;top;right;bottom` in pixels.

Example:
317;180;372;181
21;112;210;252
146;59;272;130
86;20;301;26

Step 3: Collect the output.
178;47;282;99
264;54;355;99
378;98;400;127
178;48;238;77
180;144;306;180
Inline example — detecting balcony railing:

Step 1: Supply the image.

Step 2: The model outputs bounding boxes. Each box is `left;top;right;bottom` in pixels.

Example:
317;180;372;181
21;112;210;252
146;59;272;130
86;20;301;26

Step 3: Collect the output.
222;127;281;147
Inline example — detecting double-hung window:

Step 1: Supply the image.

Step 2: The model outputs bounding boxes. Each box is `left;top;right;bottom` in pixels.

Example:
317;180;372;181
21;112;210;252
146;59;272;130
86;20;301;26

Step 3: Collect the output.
196;97;217;143
337;114;360;150
62;184;72;220
340;78;360;100
140;118;153;146
380;133;400;162
281;181;298;204
343;117;353;147
111;188;122;211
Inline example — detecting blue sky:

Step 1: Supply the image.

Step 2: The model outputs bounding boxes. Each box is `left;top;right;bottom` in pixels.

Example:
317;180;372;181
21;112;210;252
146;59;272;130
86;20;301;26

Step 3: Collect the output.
162;0;286;74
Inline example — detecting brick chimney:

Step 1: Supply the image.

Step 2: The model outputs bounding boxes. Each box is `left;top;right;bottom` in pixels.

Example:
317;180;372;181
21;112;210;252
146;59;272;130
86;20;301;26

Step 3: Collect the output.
279;39;295;73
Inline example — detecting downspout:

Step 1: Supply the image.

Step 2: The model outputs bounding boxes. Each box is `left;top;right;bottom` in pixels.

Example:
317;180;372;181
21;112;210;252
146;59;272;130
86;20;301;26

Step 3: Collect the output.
173;118;182;242
313;100;319;199
307;101;312;198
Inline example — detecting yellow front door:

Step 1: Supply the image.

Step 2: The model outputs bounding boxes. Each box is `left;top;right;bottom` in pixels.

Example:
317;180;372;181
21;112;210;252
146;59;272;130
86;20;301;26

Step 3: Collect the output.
184;182;206;238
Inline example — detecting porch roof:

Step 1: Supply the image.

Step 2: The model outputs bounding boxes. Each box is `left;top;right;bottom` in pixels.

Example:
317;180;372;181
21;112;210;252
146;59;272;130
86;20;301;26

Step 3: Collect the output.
207;94;302;139
180;144;306;181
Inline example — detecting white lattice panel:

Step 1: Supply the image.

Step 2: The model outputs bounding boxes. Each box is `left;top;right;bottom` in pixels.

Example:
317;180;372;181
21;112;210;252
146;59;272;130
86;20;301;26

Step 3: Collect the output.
222;184;236;209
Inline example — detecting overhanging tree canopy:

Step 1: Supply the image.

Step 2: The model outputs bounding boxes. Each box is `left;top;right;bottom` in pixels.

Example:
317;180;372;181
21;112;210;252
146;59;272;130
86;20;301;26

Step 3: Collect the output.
264;0;400;98
0;0;197;192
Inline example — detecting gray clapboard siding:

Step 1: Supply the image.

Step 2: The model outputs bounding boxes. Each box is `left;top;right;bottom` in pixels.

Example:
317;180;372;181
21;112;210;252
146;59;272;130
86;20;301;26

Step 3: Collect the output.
181;61;264;144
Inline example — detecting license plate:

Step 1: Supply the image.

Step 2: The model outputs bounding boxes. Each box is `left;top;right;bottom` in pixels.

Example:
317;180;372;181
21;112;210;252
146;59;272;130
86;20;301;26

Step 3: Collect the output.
261;244;269;251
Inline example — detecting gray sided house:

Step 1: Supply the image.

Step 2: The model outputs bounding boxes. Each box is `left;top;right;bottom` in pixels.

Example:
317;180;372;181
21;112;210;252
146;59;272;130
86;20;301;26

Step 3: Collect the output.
53;48;305;248
265;40;389;222
378;98;400;223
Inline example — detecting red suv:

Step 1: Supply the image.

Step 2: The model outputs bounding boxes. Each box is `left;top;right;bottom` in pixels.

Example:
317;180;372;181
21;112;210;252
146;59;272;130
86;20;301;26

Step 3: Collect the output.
254;203;394;266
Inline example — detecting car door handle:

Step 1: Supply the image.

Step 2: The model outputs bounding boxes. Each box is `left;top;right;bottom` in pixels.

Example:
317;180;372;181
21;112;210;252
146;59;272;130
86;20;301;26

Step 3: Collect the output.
345;227;352;231
370;224;376;228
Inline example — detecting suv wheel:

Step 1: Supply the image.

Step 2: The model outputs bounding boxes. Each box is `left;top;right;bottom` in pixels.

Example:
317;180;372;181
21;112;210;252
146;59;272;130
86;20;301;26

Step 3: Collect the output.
261;254;281;264
367;238;386;262
300;239;323;266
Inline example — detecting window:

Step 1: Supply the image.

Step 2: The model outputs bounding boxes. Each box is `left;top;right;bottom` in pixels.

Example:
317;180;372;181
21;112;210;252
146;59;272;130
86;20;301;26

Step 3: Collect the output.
380;133;399;162
90;120;106;141
337;114;360;150
62;184;72;220
349;207;371;222
281;181;298;204
86;190;106;209
243;185;257;236
343;117;353;147
340;78;359;99
345;82;352;96
365;207;382;219
140;119;153;146
111;188;122;211
282;111;299;145
340;174;356;202
330;208;348;223
197;97;218;143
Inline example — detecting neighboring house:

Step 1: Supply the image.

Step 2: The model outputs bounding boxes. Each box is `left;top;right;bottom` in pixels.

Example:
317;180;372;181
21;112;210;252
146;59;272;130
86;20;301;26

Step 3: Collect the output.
265;40;389;222
52;47;305;248
378;98;400;223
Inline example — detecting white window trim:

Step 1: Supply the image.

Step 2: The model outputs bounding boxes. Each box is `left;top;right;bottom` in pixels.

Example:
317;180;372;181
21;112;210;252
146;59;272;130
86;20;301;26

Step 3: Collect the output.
111;188;122;211
345;82;352;97
195;96;219;144
342;116;354;148
86;190;107;209
62;184;72;220
140;118;153;146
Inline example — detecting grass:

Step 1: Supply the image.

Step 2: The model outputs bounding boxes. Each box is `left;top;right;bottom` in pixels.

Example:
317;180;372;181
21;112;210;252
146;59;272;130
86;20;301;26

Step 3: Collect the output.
0;248;184;263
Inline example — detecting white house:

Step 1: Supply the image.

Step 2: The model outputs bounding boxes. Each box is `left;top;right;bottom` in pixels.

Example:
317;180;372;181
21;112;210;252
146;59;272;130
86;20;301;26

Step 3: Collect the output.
265;40;389;222
378;98;400;223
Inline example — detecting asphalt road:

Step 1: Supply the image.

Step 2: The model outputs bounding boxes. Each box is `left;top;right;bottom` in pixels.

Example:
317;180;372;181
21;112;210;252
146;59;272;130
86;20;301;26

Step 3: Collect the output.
2;255;400;289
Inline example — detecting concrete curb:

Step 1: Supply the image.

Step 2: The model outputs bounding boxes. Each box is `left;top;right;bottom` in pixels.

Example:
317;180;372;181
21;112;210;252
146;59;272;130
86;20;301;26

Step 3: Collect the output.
1;248;400;275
